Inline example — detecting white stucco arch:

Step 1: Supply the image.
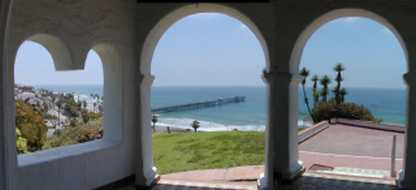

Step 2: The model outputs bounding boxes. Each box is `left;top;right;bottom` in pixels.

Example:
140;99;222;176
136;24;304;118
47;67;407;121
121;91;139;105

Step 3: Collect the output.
2;0;139;189
284;8;411;189
11;41;125;186
137;3;271;186
13;40;123;144
20;34;74;71
140;3;271;77
290;8;409;74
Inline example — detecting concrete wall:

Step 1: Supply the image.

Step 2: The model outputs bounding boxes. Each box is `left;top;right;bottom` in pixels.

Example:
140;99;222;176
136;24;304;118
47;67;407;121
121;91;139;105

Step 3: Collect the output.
3;0;138;189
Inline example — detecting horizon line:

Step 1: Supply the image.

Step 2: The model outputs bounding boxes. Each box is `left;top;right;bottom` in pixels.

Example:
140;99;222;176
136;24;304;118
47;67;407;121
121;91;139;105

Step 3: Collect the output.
17;83;406;90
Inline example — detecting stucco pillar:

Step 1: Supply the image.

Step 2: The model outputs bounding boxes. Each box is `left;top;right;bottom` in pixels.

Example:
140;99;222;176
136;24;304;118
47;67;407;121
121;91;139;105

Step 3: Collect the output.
136;74;159;187
400;72;416;189
0;1;13;189
258;69;304;189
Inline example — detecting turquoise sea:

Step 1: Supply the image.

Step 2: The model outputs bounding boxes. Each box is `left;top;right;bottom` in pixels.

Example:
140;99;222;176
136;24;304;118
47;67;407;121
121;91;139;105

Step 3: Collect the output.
35;85;406;131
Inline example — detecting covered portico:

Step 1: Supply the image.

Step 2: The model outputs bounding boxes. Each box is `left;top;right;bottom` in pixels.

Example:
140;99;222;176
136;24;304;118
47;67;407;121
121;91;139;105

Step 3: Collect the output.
1;1;416;190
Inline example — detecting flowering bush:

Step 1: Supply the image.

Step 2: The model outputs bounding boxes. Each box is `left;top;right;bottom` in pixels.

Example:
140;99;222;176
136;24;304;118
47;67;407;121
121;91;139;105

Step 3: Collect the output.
16;128;28;153
15;100;48;152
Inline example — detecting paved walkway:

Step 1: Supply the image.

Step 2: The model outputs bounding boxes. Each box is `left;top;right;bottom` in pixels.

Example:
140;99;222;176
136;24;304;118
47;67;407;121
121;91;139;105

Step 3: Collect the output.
154;179;256;190
155;150;401;190
152;173;396;190
162;165;262;183
299;124;404;158
300;151;403;173
161;151;402;183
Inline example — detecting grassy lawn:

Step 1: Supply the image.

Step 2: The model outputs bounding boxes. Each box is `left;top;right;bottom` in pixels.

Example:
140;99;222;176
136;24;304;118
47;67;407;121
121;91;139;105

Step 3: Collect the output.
153;131;265;174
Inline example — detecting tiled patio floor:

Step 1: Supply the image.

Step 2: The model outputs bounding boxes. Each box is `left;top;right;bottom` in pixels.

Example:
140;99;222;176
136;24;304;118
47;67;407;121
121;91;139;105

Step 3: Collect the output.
125;174;396;190
148;173;397;190
153;179;256;190
116;171;396;190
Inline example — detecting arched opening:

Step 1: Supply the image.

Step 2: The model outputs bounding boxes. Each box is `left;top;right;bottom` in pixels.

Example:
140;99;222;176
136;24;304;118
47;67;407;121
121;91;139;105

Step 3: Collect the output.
293;9;408;184
14;38;105;154
139;4;269;186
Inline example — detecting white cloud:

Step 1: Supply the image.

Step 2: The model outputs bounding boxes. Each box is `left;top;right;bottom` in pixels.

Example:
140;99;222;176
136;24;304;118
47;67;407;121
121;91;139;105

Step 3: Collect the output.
342;17;361;23
240;23;249;30
188;13;222;19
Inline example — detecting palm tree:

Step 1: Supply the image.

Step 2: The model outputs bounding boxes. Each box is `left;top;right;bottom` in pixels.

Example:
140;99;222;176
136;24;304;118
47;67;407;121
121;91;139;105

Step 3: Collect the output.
151;114;158;133
311;75;320;106
340;88;347;103
191;120;200;133
333;63;345;104
320;75;331;102
299;67;315;121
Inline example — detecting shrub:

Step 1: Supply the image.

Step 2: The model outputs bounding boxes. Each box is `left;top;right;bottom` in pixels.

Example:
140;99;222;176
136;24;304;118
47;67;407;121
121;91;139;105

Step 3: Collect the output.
43;123;103;149
312;101;377;123
69;119;78;127
16;128;28;154
15;100;48;151
87;112;102;121
63;100;80;118
81;111;90;124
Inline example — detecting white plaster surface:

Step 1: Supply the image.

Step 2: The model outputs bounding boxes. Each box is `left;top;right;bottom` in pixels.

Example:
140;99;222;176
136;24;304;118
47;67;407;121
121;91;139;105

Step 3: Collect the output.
4;0;137;189
0;1;415;190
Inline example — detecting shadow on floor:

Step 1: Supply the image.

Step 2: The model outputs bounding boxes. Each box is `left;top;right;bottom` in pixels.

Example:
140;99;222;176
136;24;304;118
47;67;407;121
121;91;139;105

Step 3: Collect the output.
278;174;397;190
153;184;242;190
109;174;397;190
150;175;397;190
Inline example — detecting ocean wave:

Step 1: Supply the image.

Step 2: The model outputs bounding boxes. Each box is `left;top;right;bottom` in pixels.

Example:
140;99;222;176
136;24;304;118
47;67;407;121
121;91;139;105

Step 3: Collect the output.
155;117;313;132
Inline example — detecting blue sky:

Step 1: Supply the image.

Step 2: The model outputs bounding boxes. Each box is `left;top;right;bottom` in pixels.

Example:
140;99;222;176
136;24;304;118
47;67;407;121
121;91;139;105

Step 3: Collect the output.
14;44;103;85
15;13;406;89
301;17;406;89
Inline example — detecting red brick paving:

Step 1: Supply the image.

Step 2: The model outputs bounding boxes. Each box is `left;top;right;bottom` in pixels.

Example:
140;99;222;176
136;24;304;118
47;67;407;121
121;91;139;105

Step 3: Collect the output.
161;165;263;183
300;151;403;173
299;124;404;158
161;151;403;183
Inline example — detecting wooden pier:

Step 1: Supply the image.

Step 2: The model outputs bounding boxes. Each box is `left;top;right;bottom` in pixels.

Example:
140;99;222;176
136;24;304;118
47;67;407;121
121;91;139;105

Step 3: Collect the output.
152;96;246;114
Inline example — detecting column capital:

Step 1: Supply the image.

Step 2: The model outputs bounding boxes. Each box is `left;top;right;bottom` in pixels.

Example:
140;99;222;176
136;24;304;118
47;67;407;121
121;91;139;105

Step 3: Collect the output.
403;71;416;87
139;74;155;86
262;69;302;84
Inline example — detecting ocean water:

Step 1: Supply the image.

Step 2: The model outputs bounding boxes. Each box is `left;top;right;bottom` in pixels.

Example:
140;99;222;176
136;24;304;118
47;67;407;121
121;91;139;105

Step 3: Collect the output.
34;85;406;131
35;84;104;97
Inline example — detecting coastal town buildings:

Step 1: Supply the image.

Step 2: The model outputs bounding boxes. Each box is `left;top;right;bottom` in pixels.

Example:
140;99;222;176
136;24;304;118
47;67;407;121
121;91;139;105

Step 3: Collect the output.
1;1;416;189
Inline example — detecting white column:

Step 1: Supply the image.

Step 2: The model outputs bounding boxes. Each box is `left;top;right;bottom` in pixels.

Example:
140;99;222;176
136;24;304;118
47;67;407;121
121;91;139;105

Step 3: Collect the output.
258;69;304;190
1;1;13;189
400;72;416;189
0;16;5;190
135;74;159;187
